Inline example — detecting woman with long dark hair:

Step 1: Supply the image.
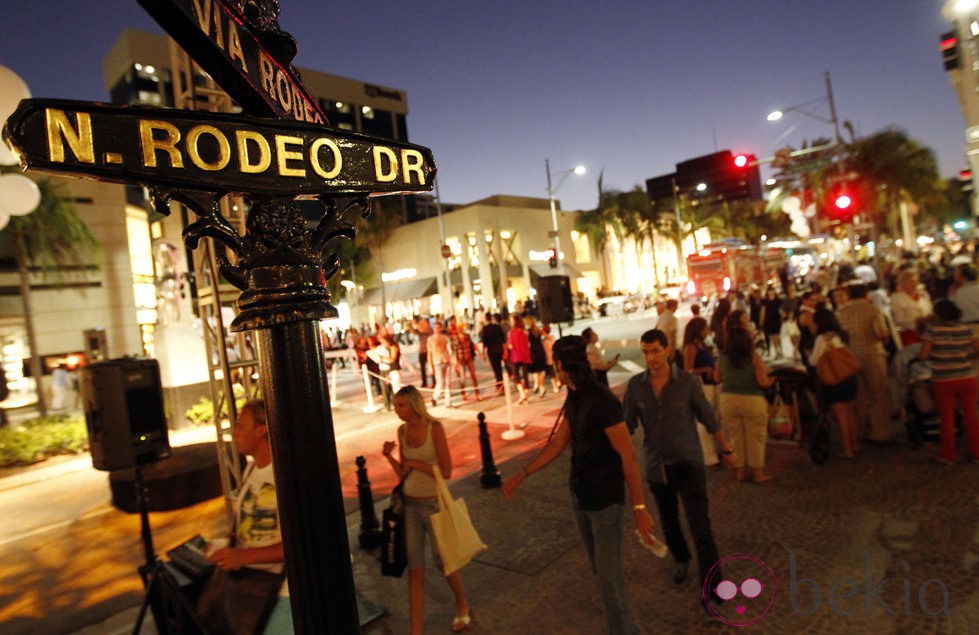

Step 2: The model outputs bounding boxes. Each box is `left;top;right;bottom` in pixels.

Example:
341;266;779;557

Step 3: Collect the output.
683;317;720;465
709;297;731;353
502;335;653;634
715;326;775;482
810;308;859;459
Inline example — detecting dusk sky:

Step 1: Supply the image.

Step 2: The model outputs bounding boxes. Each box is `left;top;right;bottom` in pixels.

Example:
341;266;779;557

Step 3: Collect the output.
0;1;965;212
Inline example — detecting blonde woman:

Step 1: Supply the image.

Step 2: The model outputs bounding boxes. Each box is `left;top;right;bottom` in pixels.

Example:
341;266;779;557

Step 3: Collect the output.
381;386;473;633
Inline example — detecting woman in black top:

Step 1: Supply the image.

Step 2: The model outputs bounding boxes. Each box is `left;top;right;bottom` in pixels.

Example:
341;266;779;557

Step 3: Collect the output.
502;336;653;635
759;286;784;359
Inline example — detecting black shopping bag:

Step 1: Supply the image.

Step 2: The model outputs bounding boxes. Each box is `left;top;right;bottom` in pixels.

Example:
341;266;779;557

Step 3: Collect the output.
380;484;407;577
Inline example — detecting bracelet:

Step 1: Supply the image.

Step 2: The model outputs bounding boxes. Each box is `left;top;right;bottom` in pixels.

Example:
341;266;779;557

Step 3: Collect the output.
633;504;646;511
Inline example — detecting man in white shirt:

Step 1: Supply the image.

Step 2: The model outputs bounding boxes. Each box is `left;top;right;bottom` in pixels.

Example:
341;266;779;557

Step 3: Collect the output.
655;299;679;361
427;321;452;405
951;264;979;323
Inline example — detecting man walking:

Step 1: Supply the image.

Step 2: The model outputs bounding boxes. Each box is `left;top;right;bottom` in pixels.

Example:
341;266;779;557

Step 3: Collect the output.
655;299;679;363
412;316;433;388
622;329;737;614
427;321;452;406
836;283;892;442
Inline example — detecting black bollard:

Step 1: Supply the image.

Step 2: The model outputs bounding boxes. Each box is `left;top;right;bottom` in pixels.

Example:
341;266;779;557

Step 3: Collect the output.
477;412;502;488
356;455;383;549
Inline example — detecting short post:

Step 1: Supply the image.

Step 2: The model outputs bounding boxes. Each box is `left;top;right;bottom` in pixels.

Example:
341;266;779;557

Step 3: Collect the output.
362;364;382;413
355;455;382;549
477;412;502;488
501;371;524;440
330;360;341;406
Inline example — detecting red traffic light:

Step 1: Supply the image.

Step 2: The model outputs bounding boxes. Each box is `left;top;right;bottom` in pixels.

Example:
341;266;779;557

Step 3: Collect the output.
733;154;749;169
833;194;853;210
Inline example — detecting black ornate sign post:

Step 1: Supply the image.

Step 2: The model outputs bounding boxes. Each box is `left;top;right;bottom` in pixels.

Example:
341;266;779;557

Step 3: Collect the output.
3;2;436;632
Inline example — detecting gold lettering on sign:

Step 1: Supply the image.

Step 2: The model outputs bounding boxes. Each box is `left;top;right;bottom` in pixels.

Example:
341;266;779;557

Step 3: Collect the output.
192;0;213;34
236;130;271;173
186;125;231;171
373;146;398;182
310;138;342;179
275;135;305;177
227;22;247;72
139;120;184;168
401;149;426;185
275;71;294;114
258;51;275;98
44;109;95;164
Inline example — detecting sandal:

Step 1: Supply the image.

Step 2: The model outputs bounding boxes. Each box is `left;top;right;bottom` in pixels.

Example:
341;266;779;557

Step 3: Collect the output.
451;609;473;632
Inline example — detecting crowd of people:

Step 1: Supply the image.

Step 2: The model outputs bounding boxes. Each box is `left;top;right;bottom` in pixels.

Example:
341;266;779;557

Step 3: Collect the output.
254;250;977;632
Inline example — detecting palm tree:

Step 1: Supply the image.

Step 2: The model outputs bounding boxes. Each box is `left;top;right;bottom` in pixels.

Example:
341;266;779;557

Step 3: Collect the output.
6;178;101;416
575;171;623;291
618;186;665;290
846;128;943;236
679;198;729;251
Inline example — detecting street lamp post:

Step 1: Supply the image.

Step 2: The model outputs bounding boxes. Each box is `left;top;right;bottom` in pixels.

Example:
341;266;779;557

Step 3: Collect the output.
545;159;586;270
767;71;847;231
767;71;842;154
434;178;453;317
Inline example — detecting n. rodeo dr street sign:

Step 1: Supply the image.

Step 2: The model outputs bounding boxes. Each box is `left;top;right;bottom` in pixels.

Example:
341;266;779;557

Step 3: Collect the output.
2;99;435;197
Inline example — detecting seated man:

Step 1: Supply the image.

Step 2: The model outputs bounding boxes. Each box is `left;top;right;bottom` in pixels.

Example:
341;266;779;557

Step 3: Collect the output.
198;399;285;633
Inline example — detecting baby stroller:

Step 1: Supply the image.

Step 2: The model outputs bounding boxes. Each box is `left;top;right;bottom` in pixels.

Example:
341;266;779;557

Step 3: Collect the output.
770;364;831;465
890;343;940;448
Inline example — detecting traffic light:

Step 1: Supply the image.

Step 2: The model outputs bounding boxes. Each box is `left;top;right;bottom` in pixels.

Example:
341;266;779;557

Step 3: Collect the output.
826;181;857;222
673;150;762;201
548;248;558;268
960;167;973;192
941;31;960;71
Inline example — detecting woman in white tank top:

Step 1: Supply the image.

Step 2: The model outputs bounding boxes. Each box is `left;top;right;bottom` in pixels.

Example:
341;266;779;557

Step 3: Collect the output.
382;386;473;633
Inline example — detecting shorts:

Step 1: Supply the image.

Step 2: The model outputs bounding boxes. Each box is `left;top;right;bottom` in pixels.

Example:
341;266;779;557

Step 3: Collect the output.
404;497;442;571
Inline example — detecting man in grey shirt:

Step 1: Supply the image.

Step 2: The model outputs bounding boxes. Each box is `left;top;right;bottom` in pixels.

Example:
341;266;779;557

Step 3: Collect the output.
623;328;736;615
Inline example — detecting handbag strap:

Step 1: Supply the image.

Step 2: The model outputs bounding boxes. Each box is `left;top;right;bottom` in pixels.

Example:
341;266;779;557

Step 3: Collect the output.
433;469;453;511
545;401;568;446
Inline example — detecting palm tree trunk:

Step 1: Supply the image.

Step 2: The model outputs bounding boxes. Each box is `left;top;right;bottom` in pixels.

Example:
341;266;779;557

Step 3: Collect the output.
13;234;47;417
648;232;660;287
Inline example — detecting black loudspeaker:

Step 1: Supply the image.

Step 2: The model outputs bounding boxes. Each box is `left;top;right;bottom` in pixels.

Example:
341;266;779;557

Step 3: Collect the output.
80;357;171;471
537;275;574;324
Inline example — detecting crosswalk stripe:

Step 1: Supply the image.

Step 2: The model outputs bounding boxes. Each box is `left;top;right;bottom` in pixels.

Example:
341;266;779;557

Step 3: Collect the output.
618;360;643;373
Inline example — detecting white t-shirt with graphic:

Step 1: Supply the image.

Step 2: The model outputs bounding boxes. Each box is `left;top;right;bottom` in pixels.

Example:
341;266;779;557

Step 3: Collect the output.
236;461;282;574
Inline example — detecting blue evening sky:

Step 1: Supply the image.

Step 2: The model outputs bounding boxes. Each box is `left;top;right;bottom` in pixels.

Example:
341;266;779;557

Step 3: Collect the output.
0;1;963;211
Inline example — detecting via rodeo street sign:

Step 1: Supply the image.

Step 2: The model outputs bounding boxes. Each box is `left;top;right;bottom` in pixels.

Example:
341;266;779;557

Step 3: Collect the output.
137;0;327;123
4;99;435;197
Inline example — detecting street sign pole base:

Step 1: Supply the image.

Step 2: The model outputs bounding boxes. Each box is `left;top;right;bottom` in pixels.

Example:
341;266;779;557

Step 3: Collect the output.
501;429;525;441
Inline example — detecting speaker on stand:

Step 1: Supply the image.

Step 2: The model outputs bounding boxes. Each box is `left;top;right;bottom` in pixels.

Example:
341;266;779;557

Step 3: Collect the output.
80;358;202;634
537;275;574;335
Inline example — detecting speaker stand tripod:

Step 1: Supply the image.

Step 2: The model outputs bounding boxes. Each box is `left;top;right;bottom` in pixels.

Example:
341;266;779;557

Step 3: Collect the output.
131;458;205;635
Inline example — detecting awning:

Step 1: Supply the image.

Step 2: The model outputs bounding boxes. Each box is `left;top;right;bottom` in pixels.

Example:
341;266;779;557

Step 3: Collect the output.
361;277;438;306
529;262;584;280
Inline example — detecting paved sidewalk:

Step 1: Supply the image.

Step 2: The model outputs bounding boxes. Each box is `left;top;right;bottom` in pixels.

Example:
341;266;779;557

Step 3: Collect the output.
6;380;979;633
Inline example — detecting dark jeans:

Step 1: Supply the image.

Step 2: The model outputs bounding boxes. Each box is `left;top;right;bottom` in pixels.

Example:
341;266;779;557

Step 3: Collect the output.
649;463;722;598
418;351;428;387
487;351;504;387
